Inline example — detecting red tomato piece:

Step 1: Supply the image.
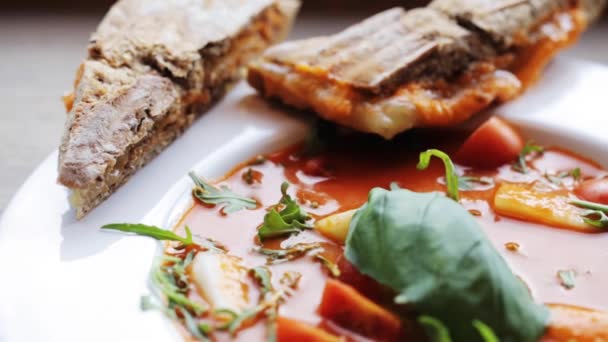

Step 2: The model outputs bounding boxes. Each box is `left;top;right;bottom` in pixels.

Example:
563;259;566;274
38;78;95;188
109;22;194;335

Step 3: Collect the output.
276;317;340;342
318;279;404;341
575;178;608;205
455;117;524;169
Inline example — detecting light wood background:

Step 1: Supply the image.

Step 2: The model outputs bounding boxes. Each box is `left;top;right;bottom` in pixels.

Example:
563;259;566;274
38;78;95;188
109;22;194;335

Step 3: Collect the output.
1;7;607;215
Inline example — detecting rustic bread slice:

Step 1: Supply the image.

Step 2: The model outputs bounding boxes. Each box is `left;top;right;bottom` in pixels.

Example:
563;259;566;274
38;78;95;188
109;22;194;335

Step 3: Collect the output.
58;0;300;218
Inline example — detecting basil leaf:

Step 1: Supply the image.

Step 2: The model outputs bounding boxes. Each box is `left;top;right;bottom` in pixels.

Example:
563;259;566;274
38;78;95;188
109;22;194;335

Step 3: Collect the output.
345;188;548;342
102;223;194;246
189;172;257;214
417;149;460;201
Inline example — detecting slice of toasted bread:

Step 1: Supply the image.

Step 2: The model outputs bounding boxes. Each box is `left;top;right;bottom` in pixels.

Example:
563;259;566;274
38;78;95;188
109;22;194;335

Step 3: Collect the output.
58;0;300;218
248;1;605;139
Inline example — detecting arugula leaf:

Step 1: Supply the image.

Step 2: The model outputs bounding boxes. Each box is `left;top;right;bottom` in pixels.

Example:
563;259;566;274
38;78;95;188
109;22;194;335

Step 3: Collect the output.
458;176;495;191
570;199;608;228
417;149;460;201
570;167;582;181
254;243;322;264
250;266;274;295
223;269;296;341
141;251;211;341
545;168;582;185
557;269;576;290
153;261;207;316
182;308;211;342
102;223;194;246
419;316;452;342
513;142;544;174
189;172;257;214
345;188;548;342
265;308;278;342
257;182;312;241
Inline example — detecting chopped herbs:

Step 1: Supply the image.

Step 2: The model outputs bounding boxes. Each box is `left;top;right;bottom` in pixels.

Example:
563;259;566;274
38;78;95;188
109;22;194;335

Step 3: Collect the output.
103;222;215;341
570;199;608;228
315;254;341;277
513;142;544;174
242;168;262;185
223;270;296;341
250;266;274;295
257;182;312;242
254;242;322;264
182;309;211;342
143;252;210;341
243;168;254;185
458;176;495;191
545;168;582;185
417;149;460;201
280;271;302;289
571;168;582;181
189;172;257;214
102;223;195;246
227;307;263;335
557;269;576;290
249;155;267;166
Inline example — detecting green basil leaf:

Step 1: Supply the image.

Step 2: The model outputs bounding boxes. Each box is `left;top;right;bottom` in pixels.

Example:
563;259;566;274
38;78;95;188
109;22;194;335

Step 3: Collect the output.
345;188;548;342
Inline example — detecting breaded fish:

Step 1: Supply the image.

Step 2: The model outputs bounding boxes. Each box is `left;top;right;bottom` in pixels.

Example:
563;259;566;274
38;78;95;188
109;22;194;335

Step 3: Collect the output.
58;0;300;218
248;0;606;139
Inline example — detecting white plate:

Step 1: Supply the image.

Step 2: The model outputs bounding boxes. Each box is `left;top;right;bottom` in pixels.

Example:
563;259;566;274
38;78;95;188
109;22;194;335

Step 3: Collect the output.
1;57;608;342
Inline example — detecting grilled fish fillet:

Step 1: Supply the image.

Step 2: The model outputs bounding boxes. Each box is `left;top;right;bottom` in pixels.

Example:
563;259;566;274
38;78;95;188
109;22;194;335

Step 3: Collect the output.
248;0;606;139
58;0;300;218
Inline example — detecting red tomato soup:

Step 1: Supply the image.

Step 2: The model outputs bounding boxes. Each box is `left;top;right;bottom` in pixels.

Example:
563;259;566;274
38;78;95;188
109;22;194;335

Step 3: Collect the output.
166;127;608;342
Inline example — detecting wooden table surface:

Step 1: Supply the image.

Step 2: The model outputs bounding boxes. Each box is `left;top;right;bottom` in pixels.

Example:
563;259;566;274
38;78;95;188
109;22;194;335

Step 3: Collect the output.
1;13;607;215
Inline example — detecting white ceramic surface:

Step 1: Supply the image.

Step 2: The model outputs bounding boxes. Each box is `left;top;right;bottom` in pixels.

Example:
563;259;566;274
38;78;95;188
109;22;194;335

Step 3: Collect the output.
1;58;608;342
